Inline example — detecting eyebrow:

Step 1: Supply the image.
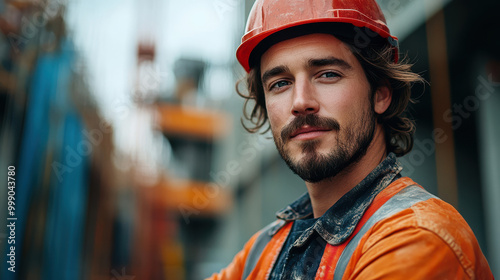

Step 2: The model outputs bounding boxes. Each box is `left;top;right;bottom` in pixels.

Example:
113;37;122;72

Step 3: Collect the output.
261;65;290;86
308;57;352;70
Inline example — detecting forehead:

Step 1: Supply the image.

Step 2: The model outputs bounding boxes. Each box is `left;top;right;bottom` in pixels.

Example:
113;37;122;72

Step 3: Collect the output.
260;33;358;71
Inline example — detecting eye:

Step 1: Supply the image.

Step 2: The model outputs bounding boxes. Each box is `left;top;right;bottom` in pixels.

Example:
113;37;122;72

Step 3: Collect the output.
319;71;341;79
269;80;291;91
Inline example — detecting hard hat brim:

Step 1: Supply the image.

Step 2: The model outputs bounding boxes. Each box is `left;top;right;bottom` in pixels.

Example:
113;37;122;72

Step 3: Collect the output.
236;18;398;72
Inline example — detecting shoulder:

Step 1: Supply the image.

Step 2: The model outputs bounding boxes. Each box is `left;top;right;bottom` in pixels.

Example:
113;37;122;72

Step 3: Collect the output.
351;186;492;279
375;177;480;251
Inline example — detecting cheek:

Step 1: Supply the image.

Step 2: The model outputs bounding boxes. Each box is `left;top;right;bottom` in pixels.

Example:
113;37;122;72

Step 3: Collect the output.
265;98;286;129
318;84;369;124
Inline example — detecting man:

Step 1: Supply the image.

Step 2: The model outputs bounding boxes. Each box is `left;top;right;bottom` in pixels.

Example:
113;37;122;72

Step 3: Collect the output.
208;0;493;278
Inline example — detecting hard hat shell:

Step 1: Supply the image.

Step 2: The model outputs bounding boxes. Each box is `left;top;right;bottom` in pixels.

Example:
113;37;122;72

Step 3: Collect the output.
236;0;399;72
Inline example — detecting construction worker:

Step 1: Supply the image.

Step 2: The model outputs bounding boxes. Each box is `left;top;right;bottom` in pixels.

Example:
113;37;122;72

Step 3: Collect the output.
207;0;493;278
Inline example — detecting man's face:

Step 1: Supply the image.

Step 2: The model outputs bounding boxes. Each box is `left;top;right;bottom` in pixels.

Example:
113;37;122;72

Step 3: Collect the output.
260;33;376;183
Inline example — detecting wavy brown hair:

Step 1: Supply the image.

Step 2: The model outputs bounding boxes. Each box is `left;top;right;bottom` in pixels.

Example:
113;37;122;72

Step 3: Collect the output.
237;31;423;157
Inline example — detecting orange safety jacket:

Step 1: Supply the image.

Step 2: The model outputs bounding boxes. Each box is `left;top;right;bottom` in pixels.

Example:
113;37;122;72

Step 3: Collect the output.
207;177;493;279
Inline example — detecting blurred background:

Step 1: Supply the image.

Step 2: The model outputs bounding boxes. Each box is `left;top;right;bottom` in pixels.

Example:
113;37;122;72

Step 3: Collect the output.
0;0;498;279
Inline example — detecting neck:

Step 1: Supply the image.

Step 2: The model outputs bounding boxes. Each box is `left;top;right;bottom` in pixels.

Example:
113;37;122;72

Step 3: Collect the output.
305;124;388;218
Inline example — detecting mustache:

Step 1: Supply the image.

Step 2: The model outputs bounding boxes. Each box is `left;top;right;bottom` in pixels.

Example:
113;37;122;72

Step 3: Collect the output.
280;114;340;141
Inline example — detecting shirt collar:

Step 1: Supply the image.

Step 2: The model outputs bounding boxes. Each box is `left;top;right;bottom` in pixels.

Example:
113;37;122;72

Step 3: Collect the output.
272;153;403;245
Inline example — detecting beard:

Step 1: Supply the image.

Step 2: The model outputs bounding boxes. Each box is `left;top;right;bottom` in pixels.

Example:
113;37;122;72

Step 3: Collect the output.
272;106;376;183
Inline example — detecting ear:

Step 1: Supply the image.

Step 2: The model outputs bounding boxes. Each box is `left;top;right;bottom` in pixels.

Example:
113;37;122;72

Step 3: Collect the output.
374;86;392;115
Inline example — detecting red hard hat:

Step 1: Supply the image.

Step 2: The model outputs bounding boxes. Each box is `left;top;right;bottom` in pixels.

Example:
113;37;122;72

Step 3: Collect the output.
236;0;399;72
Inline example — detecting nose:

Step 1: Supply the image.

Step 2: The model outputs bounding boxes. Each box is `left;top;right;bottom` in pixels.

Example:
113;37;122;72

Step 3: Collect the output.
291;77;319;116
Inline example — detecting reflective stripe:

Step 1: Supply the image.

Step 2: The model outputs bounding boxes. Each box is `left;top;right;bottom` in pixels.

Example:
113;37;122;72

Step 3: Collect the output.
333;185;436;280
242;220;285;279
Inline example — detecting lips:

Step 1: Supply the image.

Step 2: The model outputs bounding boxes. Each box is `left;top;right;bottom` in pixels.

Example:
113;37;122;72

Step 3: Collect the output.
290;126;332;139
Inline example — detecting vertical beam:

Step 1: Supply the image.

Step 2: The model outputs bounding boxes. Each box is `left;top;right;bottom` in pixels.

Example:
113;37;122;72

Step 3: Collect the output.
478;81;500;277
425;4;459;207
